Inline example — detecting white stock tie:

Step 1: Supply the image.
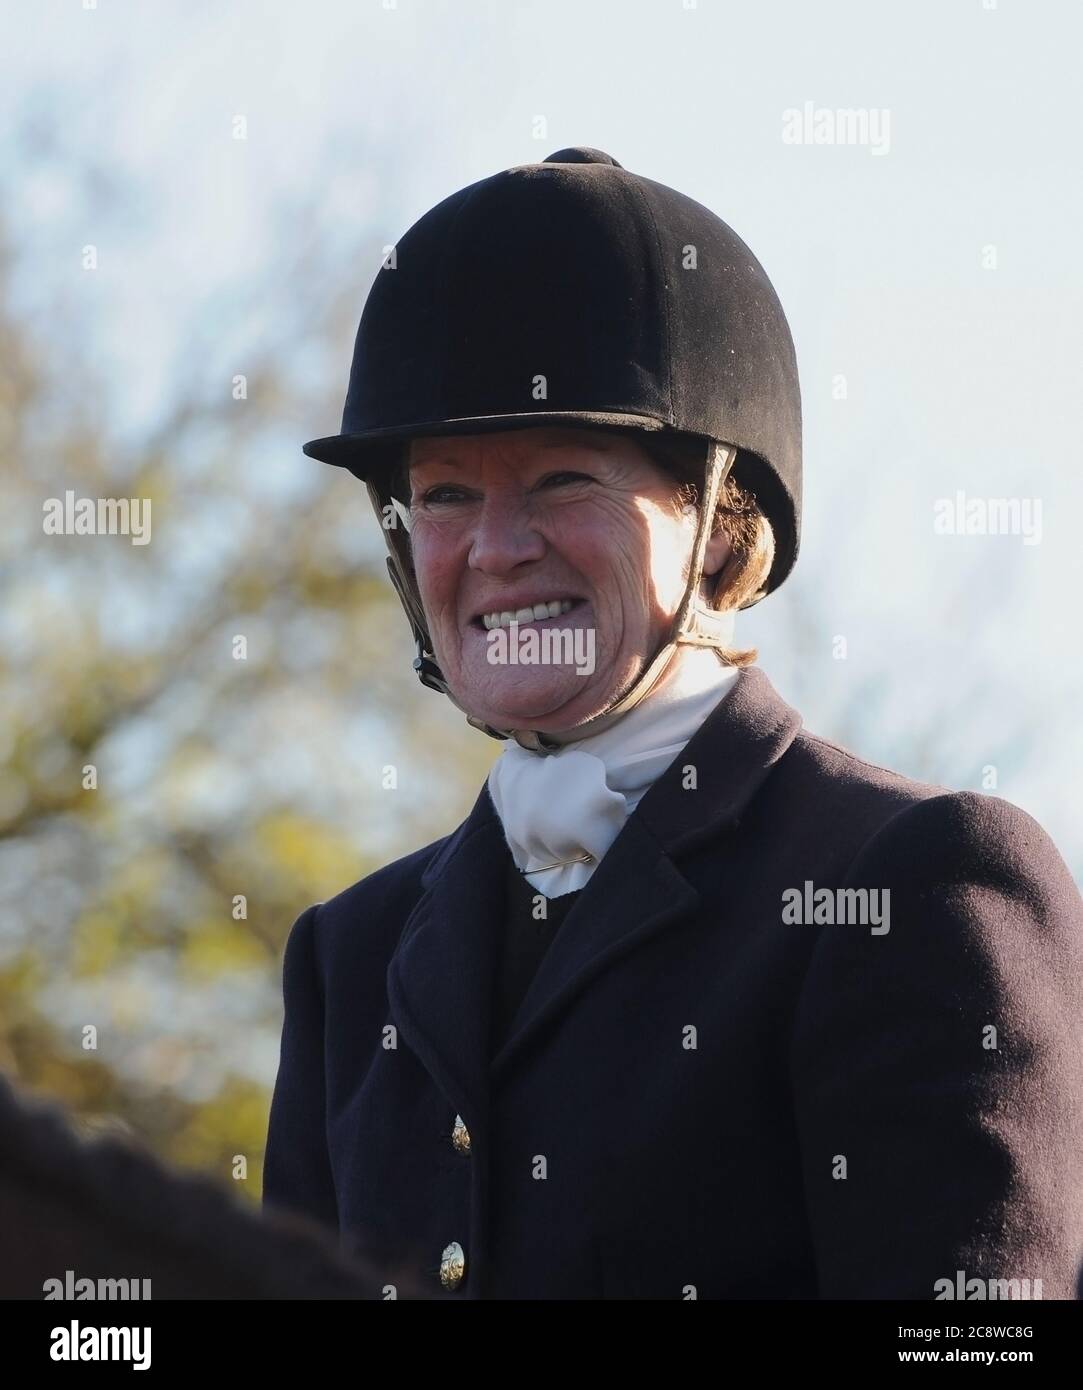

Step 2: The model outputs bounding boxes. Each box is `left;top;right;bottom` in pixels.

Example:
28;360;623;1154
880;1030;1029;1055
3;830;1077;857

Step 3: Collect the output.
486;643;741;898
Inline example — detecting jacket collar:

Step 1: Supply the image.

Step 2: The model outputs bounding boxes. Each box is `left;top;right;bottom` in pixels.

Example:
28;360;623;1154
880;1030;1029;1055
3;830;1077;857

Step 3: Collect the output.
386;665;802;1140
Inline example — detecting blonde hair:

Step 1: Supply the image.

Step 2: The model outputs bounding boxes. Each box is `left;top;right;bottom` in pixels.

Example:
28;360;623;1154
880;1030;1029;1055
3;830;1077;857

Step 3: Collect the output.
638;433;775;668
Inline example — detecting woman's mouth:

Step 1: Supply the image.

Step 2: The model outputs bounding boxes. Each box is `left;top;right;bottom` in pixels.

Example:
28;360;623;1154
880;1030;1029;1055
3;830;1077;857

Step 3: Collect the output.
473;597;587;631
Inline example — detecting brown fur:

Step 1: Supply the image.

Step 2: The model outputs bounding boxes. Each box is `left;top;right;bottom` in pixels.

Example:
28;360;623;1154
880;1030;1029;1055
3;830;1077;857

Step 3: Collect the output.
0;1072;423;1299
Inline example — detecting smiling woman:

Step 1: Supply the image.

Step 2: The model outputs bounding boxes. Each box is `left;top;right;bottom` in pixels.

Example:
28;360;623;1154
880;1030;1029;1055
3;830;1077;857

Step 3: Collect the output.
265;147;1083;1301
396;425;737;736
389;427;774;670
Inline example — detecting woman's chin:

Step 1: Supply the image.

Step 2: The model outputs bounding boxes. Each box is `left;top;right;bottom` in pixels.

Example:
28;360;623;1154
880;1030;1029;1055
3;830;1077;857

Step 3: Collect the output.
466;671;606;732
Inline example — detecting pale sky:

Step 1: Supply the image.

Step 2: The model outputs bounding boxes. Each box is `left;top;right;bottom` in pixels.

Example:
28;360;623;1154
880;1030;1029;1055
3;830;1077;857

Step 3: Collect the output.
4;0;1081;870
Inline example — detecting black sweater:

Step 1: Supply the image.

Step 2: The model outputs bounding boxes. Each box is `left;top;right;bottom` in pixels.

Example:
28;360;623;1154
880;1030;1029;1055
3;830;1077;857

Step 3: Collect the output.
491;851;583;1056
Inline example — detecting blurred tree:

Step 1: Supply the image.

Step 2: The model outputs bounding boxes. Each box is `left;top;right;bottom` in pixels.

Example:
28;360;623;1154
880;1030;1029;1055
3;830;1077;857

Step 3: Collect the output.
1;97;1075;1216
0;134;496;1197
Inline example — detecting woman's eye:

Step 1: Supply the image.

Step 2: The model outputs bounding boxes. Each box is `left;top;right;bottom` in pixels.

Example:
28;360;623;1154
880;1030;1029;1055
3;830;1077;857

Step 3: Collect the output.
418;486;464;505
418;473;591;507
542;471;591;488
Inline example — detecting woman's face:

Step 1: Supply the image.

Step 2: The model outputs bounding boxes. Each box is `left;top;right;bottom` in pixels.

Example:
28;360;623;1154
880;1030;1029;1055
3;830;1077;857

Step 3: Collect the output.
406;426;730;734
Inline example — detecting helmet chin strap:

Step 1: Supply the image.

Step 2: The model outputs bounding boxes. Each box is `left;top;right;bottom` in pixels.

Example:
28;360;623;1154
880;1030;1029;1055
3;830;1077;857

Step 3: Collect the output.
381;440;739;756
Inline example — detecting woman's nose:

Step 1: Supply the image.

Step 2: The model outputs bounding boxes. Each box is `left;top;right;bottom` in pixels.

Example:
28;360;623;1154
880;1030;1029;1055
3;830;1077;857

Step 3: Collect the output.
467;494;547;573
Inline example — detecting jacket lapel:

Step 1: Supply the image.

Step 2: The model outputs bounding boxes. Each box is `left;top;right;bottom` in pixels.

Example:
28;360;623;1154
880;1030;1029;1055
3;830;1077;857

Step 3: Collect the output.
386;666;803;1125
385;789;508;1142
492;665;803;1076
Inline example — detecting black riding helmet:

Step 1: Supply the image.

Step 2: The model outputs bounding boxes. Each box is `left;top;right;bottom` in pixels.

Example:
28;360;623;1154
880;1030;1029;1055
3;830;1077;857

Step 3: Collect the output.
302;147;802;752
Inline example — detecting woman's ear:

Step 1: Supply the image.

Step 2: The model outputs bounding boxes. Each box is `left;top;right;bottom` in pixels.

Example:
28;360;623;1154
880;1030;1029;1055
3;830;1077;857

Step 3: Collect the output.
702;530;733;578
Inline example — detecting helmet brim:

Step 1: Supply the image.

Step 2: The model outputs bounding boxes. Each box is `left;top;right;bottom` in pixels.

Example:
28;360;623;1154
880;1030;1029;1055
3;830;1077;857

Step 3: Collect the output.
304;411;799;606
302;409;675;477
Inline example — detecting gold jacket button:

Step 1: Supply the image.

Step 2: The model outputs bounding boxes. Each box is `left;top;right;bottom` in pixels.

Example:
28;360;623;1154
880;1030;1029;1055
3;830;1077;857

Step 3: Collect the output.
440;1241;466;1291
451;1113;471;1154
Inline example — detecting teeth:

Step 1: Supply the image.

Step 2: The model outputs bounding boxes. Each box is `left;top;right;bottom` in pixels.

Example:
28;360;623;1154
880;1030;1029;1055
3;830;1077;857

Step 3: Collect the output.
482;598;578;630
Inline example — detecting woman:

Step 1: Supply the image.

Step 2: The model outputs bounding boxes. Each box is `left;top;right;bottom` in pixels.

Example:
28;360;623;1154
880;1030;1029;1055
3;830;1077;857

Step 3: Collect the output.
263;148;1083;1299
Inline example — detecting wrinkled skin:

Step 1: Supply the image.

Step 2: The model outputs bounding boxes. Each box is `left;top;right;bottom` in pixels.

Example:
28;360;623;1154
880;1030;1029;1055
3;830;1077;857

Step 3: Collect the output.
406;427;730;734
